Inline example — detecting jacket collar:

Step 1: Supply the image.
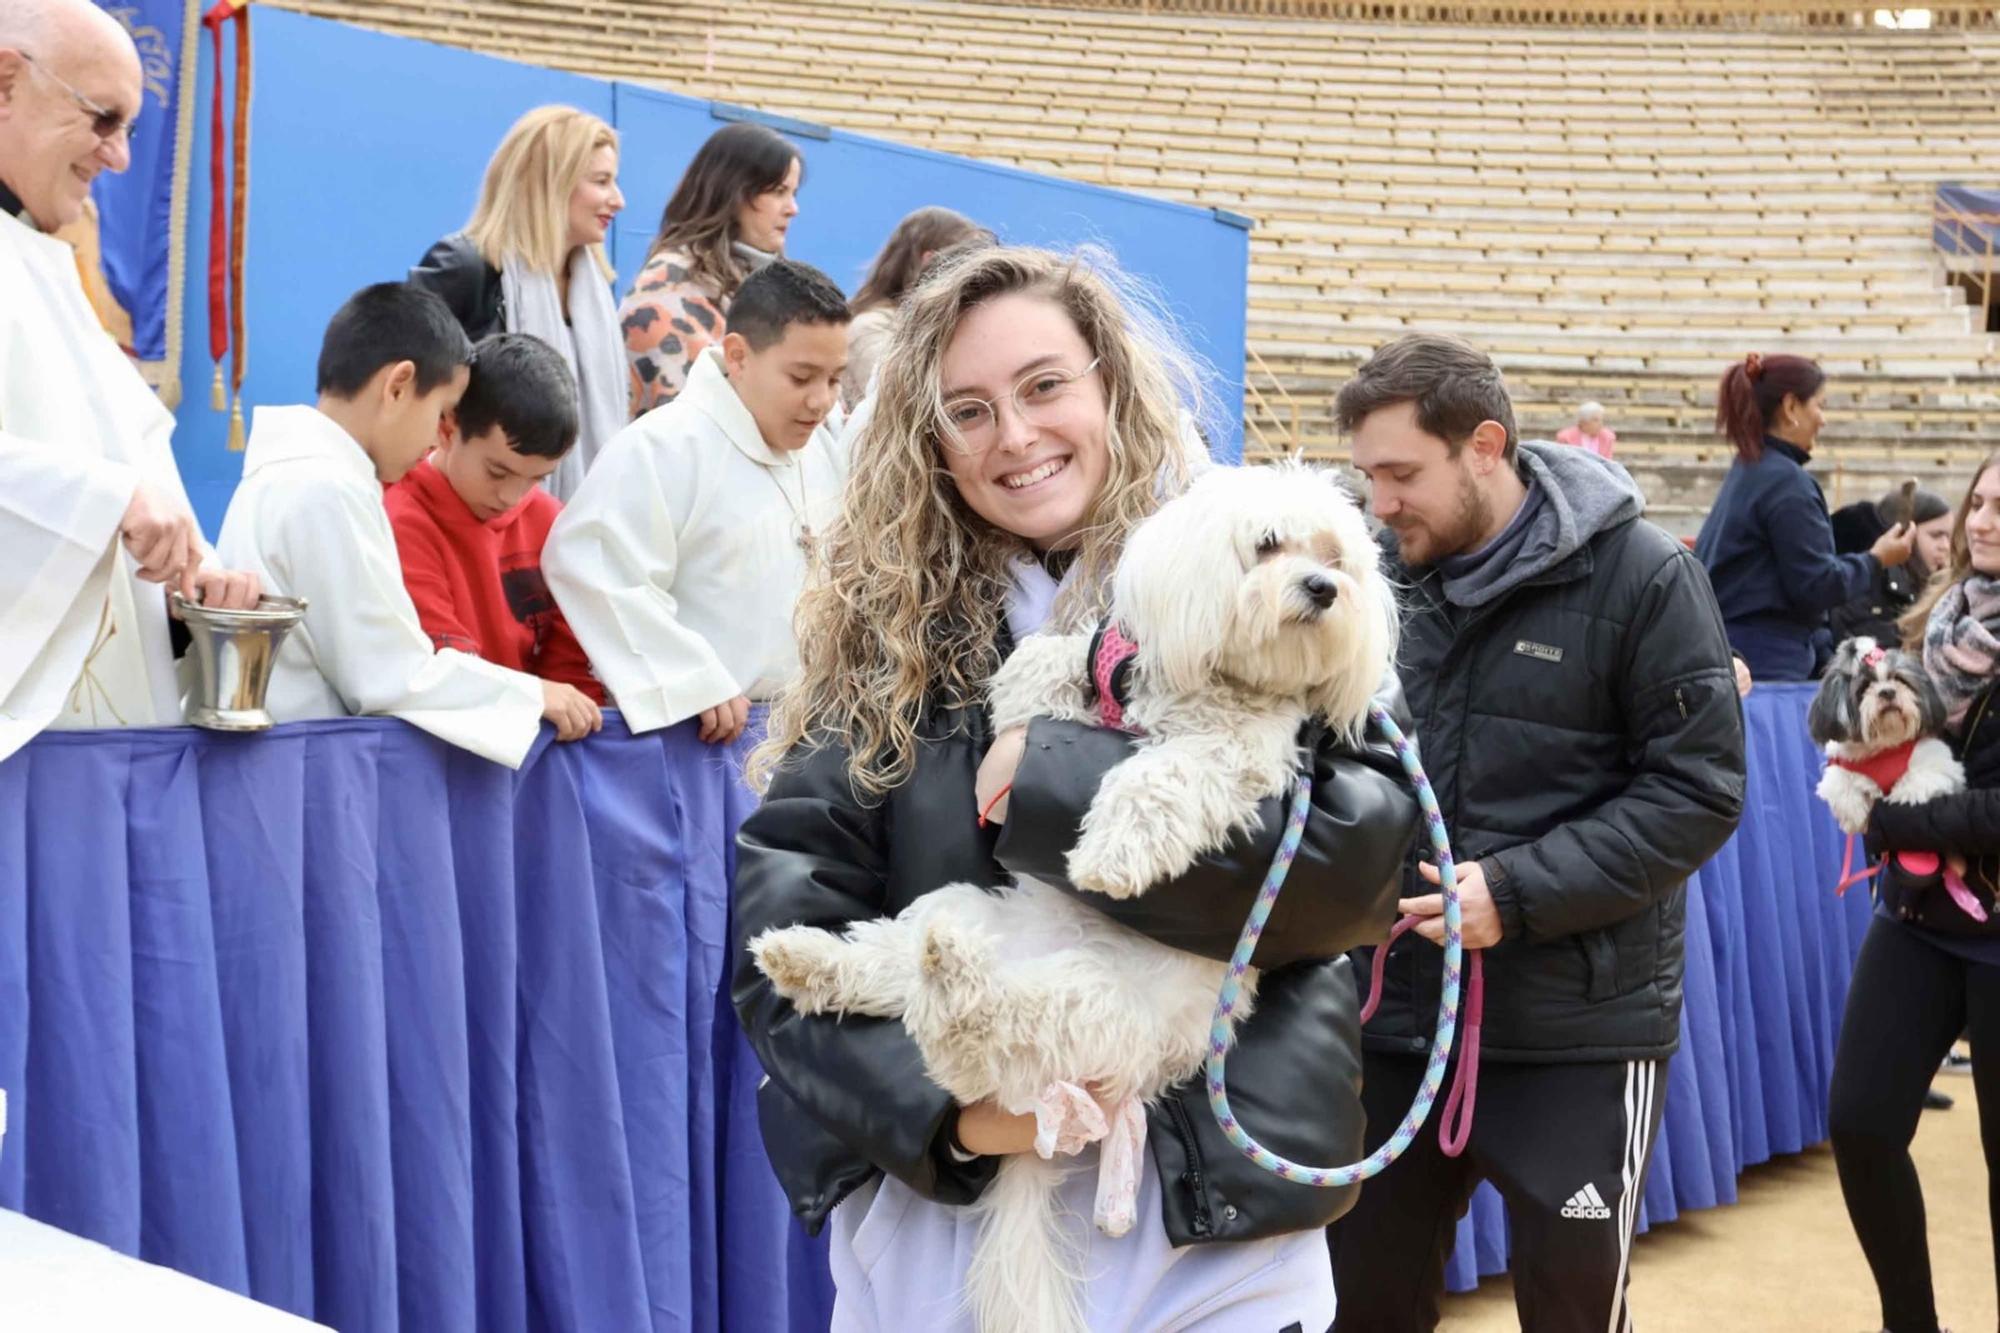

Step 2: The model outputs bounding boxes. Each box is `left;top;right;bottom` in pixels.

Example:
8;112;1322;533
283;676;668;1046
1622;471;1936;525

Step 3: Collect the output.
1764;435;1810;466
243;404;379;485
680;347;798;469
1382;525;1597;600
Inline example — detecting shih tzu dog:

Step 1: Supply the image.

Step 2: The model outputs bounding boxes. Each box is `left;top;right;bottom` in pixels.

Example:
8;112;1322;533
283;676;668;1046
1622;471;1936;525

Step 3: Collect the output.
749;462;1395;1333
1810;635;1964;834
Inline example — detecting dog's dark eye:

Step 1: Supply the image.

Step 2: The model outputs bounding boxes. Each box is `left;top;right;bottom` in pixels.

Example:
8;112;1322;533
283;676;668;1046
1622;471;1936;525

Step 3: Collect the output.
1254;532;1281;558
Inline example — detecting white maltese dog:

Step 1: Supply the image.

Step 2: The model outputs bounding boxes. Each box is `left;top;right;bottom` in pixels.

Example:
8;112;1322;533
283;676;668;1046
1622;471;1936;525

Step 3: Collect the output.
1810;635;1964;835
750;462;1395;1333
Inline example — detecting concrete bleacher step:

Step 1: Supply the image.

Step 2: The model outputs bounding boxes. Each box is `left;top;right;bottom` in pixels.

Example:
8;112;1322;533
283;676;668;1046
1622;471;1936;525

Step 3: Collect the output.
263;0;2000;527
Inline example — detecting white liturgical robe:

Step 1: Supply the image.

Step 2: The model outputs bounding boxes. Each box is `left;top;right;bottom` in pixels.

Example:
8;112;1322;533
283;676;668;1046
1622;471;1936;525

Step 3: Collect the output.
214;405;544;767
0;210;208;760
545;348;846;734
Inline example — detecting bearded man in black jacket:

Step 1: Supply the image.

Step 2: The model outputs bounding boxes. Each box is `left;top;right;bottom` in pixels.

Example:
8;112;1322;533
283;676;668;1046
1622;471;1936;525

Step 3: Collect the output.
1328;334;1746;1333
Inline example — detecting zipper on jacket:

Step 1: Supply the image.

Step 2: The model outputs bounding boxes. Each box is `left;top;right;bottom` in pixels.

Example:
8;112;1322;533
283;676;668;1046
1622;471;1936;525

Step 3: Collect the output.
1165;1096;1214;1237
1676;686;1688;720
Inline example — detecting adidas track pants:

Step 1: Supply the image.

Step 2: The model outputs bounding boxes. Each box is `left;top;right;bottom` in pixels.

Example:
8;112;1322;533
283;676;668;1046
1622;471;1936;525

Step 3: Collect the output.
1328;1054;1669;1332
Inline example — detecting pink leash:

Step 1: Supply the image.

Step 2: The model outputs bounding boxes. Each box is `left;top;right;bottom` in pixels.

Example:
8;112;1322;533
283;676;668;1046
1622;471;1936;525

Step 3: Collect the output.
1361;914;1484;1157
1830;833;1987;922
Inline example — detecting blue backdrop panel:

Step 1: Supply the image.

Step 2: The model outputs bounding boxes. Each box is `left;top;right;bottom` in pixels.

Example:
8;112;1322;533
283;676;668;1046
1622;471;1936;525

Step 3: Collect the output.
169;13;611;532
167;10;1251;535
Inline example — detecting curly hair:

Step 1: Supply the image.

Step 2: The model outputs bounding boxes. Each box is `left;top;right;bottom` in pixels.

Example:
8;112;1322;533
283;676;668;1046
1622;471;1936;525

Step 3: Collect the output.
748;245;1210;797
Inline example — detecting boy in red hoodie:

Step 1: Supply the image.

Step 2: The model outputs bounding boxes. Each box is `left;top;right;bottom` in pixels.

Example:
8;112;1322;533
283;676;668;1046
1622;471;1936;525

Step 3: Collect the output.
385;333;605;738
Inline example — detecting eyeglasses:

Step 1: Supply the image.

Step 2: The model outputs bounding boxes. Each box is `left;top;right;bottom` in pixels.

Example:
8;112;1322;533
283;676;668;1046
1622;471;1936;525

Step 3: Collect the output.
22;53;138;147
941;357;1101;455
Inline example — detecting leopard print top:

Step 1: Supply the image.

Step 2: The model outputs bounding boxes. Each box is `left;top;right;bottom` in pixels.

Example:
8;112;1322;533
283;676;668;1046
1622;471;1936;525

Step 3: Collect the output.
618;248;727;418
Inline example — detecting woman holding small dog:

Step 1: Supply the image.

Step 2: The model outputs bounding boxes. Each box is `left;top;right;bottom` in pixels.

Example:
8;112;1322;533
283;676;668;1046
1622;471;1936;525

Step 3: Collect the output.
731;246;1419;1331
1829;453;2000;1333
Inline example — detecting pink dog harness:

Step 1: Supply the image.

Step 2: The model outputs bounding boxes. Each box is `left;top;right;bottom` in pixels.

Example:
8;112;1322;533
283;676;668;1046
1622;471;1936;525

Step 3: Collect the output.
1087;619;1142;733
1825;734;1986;922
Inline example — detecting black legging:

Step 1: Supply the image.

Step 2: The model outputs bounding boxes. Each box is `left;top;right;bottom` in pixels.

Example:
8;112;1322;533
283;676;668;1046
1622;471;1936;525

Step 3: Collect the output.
1829;914;2000;1333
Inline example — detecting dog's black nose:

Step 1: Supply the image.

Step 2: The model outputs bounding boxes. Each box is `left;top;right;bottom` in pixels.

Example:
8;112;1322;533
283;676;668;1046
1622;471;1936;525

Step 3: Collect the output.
1301;573;1337;608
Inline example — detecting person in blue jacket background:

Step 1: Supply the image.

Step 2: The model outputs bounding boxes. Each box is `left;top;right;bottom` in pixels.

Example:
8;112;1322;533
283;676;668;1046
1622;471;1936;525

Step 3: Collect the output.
1695;352;1914;679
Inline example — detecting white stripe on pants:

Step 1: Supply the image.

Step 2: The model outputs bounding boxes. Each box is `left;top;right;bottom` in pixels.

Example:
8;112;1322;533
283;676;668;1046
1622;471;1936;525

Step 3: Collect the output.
1607;1059;1659;1333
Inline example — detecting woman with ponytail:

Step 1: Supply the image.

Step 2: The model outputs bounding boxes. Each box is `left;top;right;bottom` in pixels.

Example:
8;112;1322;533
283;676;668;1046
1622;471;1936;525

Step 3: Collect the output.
1694;352;1915;678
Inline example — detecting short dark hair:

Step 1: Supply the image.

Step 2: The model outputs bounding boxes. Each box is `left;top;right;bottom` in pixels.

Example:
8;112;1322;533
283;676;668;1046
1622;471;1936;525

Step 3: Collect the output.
457;333;579;459
1334;333;1518;463
317;283;473;399
728;259;850;351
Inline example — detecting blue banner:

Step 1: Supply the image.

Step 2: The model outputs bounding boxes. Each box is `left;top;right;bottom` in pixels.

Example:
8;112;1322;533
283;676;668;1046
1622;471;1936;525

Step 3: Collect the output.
90;0;197;402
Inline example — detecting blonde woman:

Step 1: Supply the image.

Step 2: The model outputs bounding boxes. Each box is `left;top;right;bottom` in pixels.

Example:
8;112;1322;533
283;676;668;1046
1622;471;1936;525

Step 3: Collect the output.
410;105;625;500
731;247;1417;1330
620;122;801;417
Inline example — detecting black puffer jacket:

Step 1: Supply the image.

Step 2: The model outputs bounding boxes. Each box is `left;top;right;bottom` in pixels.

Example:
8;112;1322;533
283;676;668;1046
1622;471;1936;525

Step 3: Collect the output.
1361;443;1747;1064
408;232;505;342
732;681;1419;1244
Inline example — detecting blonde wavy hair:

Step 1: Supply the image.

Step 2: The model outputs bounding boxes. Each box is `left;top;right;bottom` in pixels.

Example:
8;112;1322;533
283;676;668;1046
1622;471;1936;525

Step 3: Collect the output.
1899;452;2000;651
749;245;1210;798
464;105;617;280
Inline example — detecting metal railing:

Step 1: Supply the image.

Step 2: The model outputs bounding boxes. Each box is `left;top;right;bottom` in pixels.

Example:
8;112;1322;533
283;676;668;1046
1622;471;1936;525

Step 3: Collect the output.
1242;345;1305;457
1933;197;2000;330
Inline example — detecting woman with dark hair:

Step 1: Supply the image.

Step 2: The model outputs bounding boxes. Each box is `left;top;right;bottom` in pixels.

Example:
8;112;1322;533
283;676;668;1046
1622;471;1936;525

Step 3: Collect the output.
1830;454;2000;1333
1830;485;1956;647
841;206;991;407
1694;352;1914;679
619;122;802;416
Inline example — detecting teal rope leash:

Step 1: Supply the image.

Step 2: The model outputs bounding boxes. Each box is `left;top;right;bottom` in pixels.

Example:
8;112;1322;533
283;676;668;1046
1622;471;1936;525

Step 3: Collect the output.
1204;703;1463;1186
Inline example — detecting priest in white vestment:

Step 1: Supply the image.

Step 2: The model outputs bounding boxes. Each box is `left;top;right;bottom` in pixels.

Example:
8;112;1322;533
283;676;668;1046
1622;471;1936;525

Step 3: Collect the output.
0;0;261;762
214;284;569;769
546;260;851;744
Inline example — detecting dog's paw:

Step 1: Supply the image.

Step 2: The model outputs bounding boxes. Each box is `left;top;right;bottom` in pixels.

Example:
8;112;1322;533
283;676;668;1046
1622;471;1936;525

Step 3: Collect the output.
1818;772;1878;835
750;928;845;1012
919;920;987;983
1066;829;1153;900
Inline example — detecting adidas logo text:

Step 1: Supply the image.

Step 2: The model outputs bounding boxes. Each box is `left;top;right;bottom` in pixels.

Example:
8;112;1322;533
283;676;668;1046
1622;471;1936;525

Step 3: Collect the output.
1560;1182;1612;1220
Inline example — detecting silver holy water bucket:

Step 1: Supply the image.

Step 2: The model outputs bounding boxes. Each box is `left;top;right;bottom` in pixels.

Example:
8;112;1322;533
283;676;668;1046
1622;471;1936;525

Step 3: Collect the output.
173;593;308;731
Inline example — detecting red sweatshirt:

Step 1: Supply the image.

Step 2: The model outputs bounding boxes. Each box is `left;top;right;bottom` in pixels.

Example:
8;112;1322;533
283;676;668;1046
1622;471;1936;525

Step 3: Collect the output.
384;459;606;702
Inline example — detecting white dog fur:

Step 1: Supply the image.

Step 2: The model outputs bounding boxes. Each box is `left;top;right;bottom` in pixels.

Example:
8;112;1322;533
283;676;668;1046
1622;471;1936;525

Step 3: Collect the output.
750;462;1395;1333
1810;635;1965;834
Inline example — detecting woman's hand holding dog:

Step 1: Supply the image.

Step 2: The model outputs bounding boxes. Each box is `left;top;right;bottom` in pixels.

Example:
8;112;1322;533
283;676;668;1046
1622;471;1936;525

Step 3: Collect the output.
1401;860;1505;948
956;1083;1122;1157
975;725;1029;825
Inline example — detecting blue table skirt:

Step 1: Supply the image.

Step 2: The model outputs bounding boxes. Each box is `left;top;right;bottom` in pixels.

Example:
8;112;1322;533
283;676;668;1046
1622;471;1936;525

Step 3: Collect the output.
0;712;832;1333
1443;681;1869;1292
0;684;1863;1319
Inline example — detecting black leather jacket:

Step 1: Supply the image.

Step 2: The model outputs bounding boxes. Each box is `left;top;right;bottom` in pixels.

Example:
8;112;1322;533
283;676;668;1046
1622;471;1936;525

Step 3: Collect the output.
408;231;505;342
731;682;1418;1245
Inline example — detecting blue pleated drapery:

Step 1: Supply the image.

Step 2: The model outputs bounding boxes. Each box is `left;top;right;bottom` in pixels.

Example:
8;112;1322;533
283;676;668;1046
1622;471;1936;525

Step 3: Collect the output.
0;712;833;1332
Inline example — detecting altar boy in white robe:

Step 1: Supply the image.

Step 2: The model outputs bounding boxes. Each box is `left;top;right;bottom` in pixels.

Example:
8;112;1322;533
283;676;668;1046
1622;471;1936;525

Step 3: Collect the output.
0;0;263;761
215;284;599;768
546;259;850;744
